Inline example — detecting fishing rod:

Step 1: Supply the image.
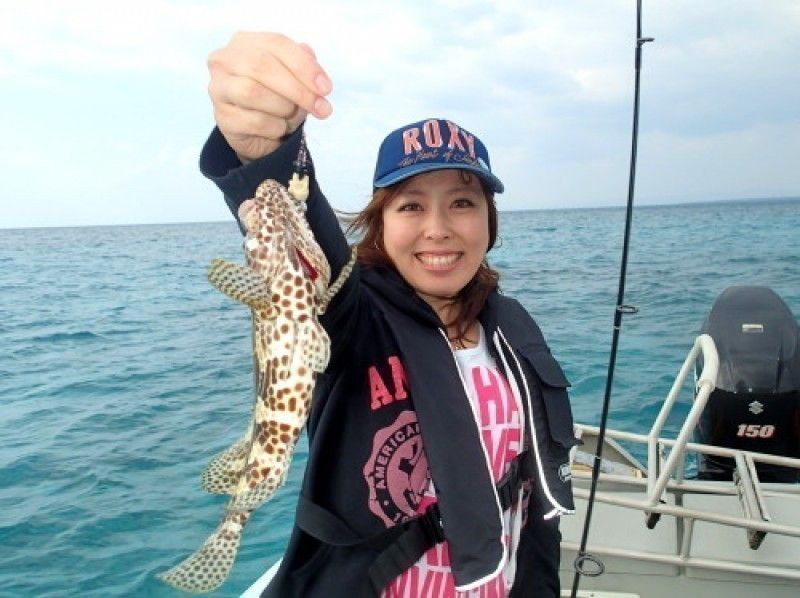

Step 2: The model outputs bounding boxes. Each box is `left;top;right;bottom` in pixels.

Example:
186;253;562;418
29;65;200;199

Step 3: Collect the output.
569;1;653;596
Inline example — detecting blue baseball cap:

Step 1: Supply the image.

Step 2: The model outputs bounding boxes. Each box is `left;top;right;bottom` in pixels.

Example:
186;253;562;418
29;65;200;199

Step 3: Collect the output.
373;118;504;193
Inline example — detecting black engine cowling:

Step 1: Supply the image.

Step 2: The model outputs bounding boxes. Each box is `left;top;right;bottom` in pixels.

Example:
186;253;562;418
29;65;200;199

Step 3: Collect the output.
695;286;800;482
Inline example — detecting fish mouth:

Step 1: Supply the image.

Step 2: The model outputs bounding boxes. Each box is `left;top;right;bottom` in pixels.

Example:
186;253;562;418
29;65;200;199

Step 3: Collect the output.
296;248;319;281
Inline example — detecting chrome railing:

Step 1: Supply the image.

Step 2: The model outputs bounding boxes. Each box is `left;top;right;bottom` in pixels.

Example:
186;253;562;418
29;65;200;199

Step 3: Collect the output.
566;335;800;582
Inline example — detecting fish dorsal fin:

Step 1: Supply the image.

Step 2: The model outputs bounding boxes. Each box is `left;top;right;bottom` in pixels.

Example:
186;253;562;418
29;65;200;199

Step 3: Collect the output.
207;258;271;309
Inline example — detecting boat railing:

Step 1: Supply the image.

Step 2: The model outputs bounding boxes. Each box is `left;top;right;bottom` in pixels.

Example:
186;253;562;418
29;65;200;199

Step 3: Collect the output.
568;334;800;582
646;334;718;506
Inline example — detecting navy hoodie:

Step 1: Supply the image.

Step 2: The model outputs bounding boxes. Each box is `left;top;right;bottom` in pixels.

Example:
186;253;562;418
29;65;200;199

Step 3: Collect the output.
200;126;577;597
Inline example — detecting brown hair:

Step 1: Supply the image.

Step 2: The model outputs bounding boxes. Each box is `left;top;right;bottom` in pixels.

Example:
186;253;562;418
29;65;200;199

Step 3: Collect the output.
347;171;500;344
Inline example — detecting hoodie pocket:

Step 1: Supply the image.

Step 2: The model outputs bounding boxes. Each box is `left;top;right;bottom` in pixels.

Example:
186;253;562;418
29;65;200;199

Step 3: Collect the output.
520;348;578;449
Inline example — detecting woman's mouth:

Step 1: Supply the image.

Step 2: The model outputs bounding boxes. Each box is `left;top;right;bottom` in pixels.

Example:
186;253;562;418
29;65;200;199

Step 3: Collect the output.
415;252;462;270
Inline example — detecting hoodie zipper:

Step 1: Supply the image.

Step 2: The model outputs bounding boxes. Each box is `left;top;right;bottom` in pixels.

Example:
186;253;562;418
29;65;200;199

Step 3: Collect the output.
494;328;574;518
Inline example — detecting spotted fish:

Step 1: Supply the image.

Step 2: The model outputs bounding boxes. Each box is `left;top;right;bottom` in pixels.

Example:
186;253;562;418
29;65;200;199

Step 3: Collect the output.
158;177;353;593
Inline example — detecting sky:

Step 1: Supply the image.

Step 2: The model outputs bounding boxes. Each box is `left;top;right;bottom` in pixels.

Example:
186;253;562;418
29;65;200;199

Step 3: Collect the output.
1;0;798;229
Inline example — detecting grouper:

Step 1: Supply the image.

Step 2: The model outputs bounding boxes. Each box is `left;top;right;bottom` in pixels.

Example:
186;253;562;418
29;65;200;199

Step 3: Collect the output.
158;175;355;593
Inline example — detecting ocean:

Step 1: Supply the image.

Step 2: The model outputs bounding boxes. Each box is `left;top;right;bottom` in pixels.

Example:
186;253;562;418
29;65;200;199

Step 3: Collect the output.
1;197;798;597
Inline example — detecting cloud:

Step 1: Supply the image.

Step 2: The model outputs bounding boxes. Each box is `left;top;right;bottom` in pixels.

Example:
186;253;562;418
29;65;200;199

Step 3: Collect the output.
638;119;800;203
1;0;798;227
0;1;210;75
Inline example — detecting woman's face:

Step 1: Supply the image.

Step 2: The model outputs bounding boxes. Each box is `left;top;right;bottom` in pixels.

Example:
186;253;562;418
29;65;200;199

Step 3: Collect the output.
381;169;490;314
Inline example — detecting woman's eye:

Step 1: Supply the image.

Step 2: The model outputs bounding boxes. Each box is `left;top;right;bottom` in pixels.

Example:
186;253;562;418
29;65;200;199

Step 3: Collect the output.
453;198;475;208
397;202;422;212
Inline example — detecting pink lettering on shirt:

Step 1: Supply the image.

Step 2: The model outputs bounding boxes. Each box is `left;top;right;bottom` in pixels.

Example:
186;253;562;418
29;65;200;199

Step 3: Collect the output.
383;364;522;598
473;367;522;481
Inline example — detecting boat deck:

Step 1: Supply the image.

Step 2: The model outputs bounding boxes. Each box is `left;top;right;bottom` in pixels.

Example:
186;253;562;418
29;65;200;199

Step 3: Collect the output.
559;336;800;598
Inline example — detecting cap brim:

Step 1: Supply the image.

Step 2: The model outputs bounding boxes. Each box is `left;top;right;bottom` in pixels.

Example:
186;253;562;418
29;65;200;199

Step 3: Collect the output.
374;163;504;194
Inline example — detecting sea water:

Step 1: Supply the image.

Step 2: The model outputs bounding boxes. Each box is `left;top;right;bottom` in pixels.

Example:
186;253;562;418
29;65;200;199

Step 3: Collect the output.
1;198;798;597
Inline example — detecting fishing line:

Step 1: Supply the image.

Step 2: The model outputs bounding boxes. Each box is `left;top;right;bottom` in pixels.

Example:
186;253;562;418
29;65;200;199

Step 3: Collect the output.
569;1;653;596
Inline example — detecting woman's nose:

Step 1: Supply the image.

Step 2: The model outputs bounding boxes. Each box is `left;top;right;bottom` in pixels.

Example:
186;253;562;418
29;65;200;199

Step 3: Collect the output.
423;207;451;240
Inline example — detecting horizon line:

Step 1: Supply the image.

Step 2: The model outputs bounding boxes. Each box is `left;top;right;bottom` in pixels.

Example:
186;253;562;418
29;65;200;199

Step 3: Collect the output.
3;194;798;232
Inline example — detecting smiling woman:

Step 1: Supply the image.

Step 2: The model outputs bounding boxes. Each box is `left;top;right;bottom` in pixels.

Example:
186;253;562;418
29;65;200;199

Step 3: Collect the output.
380;170;491;336
185;31;578;598
182;34;576;598
352;165;498;348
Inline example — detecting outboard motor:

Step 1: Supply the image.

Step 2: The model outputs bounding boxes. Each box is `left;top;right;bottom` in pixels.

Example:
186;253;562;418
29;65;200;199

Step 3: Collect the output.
695;286;800;482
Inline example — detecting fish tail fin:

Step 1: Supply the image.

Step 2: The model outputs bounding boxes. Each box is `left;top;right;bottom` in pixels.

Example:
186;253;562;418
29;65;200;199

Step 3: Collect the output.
207;258;271;309
156;510;252;593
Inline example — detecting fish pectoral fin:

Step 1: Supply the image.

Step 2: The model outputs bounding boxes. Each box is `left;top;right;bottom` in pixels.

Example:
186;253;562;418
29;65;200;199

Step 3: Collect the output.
298;320;331;373
207;258;271;309
157;510;252;593
201;437;251;495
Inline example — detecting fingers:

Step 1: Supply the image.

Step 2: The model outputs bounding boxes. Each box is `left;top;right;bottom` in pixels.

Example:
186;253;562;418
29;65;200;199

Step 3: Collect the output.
262;33;333;116
208;32;332;119
206;32;333;160
213;101;290;142
298;43;316;59
210;75;302;123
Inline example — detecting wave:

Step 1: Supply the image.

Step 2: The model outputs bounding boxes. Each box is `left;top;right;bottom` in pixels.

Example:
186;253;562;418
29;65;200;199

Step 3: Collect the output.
29;330;106;343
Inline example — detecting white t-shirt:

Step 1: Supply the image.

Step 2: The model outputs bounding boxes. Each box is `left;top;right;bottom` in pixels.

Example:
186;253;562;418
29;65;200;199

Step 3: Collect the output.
383;325;526;598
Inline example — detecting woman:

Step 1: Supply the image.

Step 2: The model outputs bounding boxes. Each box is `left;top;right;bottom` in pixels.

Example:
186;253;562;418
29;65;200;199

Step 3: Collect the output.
201;32;577;598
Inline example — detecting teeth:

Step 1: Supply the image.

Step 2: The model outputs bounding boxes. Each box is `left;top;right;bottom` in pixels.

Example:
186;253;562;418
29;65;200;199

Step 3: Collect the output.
418;254;459;267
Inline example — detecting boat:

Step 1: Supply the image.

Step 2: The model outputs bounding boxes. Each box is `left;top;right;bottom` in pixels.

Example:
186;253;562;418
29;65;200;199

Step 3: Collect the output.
560;285;800;598
242;286;800;597
242;2;800;589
